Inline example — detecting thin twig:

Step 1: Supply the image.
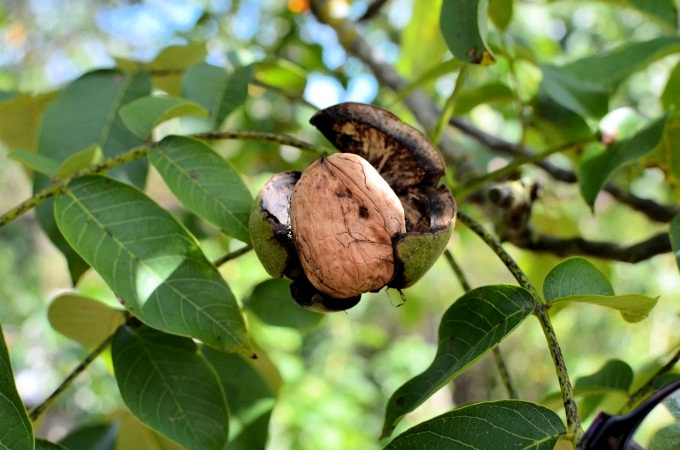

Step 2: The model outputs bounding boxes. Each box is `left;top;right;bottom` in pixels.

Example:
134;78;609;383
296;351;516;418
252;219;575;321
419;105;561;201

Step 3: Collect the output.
29;333;114;421
457;210;582;440
0;131;324;229
212;245;252;267
444;249;518;399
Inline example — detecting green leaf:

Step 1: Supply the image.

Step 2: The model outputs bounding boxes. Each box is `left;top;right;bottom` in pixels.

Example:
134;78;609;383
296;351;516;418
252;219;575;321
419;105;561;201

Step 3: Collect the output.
254;59;307;97
543;257;614;301
35;439;68;450
579;115;668;208
116;43;208;96
54;175;252;354
398;0;448;76
488;0;513;30
55;144;103;179
381;285;535;438
116;410;185;450
202;347;278;450
575;359;634;393
59;423;117;450
0;321;34;450
245;279;323;329
34;69;151;283
0;91;58;152
440;0;495;65
453;82;514;115
7;149;59;176
597;0;678;30
47;293;126;349
539;64;609;119
551;294;658;322
650;114;680;188
383;400;566;449
119;96;208;139
112;325;230;450
671;213;680;272
183;63;252;130
149;135;253;244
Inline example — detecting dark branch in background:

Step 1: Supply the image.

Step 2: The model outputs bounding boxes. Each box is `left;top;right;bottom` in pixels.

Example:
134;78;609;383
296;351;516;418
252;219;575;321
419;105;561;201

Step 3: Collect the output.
309;6;676;265
449;117;680;223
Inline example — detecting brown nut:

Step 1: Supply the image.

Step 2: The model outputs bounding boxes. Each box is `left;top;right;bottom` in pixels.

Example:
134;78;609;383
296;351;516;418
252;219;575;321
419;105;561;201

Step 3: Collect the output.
290;153;405;298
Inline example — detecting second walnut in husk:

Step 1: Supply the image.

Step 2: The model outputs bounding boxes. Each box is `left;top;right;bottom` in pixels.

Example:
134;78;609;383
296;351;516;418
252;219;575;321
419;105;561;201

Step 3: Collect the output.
249;102;456;312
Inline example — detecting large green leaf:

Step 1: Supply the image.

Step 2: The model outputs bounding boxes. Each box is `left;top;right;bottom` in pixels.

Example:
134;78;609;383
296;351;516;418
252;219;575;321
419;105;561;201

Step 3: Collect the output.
183;63;252;130
381;285;535;438
149;136;253;244
0;322;34;450
383;400;566;449
112;325;230;450
119;96;208;139
35;439;68;450
245;278;323;329
544;258;657;322
440;0;495;65
539;37;680;118
671;213;680;272
575;359;633;393
543;257;614;301
48;293;126;349
579;115;668;208
539;64;609;119
202;347;278;450
34;70;151;283
54;175;251;354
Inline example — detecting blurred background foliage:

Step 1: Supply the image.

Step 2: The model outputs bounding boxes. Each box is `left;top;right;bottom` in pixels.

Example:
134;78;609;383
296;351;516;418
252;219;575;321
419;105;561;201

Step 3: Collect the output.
1;0;680;448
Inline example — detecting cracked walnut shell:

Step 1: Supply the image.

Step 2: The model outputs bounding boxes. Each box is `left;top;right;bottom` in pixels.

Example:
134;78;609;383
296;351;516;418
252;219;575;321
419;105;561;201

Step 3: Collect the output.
290;153;405;298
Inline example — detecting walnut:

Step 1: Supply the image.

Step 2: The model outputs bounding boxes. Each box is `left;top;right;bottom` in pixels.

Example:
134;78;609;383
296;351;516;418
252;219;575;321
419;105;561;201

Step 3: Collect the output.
290;153;405;298
249;102;456;312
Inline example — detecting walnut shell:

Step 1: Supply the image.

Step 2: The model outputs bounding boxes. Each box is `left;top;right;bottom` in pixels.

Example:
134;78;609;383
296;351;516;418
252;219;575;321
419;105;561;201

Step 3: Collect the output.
290;153;406;298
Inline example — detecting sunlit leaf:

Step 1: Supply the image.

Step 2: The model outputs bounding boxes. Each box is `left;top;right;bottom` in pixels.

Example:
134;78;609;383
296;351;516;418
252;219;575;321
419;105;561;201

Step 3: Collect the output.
112;324;230;450
552;294;658;322
203;346;279;450
440;0;495;65
579;115;668;208
0;91;58;152
149;135;253;243
254;59;307;97
245;278;323;329
47;293;125;349
183;63;252;130
488;0;513;30
119;96;208;139
398;0;447;76
0;321;33;450
54;175;252;354
55;144;103;178
383;400;565;449
381;285;535;438
575;359;634;393
59;423;117;450
453;81;514;115
116;43;208;95
543;257;614;301
34;70;151;283
7;149;59;176
116;410;184;450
